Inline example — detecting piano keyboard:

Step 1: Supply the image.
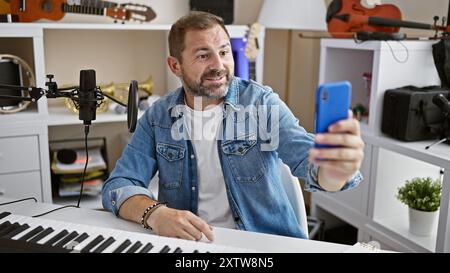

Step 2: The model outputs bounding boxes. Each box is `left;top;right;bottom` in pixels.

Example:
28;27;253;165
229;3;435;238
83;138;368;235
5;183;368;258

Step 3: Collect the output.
0;211;257;253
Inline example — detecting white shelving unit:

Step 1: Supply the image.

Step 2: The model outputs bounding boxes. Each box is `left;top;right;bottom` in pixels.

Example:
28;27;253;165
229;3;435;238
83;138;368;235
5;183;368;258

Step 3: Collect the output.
311;38;450;253
0;22;265;207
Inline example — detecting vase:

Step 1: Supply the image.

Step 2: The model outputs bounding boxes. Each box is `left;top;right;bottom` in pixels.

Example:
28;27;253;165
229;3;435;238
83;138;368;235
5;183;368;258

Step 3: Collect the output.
408;207;438;236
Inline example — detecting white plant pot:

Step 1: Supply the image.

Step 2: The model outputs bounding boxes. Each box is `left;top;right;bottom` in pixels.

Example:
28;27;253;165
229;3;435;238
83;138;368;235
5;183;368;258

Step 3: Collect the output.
408;207;438;236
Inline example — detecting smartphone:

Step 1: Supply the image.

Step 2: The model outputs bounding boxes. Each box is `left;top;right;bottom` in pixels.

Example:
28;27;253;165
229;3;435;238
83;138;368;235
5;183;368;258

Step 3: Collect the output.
315;81;352;148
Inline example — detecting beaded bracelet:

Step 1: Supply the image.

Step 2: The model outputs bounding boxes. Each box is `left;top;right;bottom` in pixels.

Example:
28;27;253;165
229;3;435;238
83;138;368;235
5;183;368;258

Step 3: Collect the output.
141;202;167;230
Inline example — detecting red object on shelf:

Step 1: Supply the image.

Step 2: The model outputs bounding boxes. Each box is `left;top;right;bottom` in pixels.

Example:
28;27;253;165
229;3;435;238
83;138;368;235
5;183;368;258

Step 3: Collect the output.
327;0;402;38
363;72;372;116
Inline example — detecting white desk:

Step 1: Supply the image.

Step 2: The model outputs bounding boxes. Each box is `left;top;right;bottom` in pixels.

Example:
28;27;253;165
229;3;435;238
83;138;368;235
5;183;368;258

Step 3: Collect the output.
0;197;353;253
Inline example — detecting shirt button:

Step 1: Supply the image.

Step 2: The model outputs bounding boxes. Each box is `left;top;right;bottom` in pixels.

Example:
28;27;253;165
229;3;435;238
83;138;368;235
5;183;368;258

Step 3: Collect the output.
111;200;116;206
190;154;195;159
191;187;196;191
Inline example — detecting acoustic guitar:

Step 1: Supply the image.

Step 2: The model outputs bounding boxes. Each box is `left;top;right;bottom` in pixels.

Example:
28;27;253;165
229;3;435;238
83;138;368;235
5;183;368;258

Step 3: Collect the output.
3;0;156;23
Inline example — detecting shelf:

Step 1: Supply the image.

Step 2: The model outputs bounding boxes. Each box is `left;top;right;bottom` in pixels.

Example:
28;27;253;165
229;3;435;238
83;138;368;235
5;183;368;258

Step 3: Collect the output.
0;22;249;38
362;132;450;169
372;213;437;252
0;110;44;125
47;105;144;126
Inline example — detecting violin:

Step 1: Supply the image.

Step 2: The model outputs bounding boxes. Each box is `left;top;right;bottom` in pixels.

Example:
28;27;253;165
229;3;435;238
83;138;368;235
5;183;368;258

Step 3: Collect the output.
327;0;447;38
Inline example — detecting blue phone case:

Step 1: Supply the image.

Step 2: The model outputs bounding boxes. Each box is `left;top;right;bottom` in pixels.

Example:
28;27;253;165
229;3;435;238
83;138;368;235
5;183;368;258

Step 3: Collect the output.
315;81;352;148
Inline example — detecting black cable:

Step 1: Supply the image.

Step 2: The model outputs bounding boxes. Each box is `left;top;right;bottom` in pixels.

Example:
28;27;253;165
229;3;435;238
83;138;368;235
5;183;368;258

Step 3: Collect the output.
32;125;90;218
77;125;90;208
0;197;38;206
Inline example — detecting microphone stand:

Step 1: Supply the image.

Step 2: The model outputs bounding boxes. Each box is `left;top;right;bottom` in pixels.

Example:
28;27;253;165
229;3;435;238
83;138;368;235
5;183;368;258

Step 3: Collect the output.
0;73;132;129
0;70;138;217
425;137;449;150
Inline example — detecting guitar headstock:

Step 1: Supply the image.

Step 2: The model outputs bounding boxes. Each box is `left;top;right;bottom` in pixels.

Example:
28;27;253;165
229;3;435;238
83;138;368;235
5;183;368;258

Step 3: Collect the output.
106;3;156;23
245;22;261;61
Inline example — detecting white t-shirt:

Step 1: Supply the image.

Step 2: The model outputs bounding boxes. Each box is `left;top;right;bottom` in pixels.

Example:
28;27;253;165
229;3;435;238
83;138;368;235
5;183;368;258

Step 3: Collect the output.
183;102;235;229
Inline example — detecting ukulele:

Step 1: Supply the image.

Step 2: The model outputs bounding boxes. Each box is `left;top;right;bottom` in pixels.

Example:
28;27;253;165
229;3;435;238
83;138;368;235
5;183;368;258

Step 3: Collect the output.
5;0;156;23
244;22;261;81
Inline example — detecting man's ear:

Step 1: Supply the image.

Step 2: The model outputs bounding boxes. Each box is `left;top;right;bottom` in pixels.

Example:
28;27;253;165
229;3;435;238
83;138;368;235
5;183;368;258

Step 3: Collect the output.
167;56;182;77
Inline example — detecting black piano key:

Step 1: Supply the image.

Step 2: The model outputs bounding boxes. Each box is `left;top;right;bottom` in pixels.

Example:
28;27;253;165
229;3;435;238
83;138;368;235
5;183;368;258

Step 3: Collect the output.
173;247;183;253
0;212;11;219
138;242;153;253
0;222;20;237
81;235;105;253
0;221;13;236
17;226;44;241
159;245;171;253
0;221;11;232
2;223;29;239
113;239;132;253
28;227;54;243
44;229;69;246
126;241;143;253
74;232;89;243
54;231;79;248
92;236;116;253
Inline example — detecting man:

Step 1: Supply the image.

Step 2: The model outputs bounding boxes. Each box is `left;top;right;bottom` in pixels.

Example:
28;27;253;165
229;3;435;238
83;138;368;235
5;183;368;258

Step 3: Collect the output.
102;11;364;242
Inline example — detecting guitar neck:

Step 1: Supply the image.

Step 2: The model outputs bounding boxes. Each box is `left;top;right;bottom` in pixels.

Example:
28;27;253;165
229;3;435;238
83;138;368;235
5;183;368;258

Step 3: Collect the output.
62;3;105;16
79;0;117;8
249;61;256;81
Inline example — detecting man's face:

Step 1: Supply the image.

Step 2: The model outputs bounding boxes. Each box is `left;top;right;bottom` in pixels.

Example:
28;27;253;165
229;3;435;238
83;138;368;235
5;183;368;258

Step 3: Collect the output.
178;25;235;99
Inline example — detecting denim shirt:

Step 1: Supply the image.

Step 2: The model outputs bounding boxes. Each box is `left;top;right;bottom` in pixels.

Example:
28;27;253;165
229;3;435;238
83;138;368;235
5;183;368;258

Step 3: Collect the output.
102;77;363;239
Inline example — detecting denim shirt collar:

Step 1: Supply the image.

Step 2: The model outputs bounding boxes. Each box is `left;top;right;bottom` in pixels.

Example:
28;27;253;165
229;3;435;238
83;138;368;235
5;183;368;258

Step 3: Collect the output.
166;77;240;117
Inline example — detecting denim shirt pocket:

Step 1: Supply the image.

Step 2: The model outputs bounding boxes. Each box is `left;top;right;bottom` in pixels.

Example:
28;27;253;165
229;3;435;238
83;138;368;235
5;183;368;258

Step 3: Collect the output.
156;142;185;189
221;138;266;183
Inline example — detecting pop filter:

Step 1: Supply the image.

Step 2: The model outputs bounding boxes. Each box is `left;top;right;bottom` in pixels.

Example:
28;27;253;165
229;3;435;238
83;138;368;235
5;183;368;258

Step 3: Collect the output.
127;80;138;133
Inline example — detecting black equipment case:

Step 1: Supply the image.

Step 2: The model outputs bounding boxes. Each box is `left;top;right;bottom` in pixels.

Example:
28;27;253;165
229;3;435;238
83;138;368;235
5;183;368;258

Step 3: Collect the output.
381;86;450;141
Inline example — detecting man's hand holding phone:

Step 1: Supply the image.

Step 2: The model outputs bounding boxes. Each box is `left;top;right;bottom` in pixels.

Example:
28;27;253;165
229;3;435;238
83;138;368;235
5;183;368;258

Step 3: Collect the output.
309;110;365;190
310;81;365;191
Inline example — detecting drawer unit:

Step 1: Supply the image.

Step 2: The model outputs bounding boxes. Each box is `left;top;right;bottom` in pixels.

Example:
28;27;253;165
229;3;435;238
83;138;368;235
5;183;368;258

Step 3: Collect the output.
0;135;40;174
0;171;43;201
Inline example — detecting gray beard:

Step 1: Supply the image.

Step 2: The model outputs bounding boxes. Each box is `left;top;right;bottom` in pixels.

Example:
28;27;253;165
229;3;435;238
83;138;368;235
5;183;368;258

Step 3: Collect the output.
182;73;233;99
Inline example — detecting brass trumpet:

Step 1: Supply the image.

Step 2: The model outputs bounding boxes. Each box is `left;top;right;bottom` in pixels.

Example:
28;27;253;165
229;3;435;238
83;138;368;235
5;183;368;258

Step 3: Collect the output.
64;76;154;114
113;75;154;104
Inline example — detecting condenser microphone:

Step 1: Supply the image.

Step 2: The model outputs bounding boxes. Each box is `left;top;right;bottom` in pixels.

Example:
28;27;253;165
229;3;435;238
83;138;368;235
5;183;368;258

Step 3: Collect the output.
79;69;97;125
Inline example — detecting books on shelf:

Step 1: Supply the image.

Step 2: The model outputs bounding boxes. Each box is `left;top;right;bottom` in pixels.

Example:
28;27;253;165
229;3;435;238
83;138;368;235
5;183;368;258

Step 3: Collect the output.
51;146;107;174
56;170;106;197
58;178;103;197
50;143;108;198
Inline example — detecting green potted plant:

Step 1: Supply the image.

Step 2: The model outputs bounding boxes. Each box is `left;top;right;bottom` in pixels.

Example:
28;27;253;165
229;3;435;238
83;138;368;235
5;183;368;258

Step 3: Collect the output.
396;177;442;236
